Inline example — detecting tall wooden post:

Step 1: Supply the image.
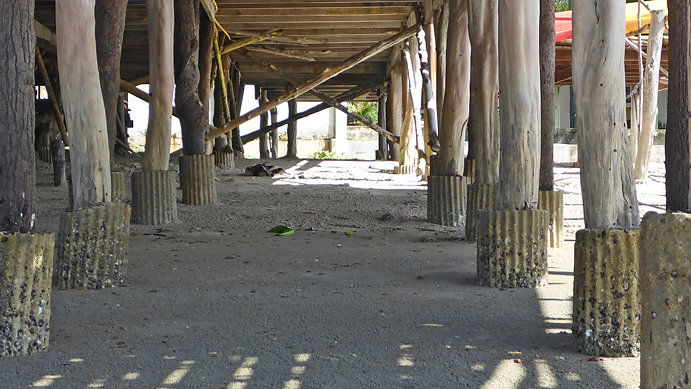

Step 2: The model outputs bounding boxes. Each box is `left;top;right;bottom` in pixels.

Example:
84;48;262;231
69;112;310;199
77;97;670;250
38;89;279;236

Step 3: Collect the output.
270;107;279;159
143;0;174;172
539;0;555;191
0;0;36;233
572;0;640;357
57;0;112;209
573;1;638;229
198;11;214;121
259;89;270;159
468;0;499;185
435;1;449;127
665;0;691;212
634;9;667;181
399;47;417;168
437;0;470;176
378;89;388;160
95;0;127;159
231;72;245;155
421;1;440;150
388;55;403;161
286;98;298;158
174;0;208;155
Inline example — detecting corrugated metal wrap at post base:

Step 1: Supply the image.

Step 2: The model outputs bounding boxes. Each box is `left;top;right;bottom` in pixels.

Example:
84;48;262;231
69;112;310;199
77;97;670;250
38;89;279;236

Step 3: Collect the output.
180;154;216;205
476;209;549;288
131;170;178;225
111;171;127;203
214;151;235;169
0;233;54;357
465;183;497;242
55;203;130;289
538;191;564;248
394;165;416;175
640;212;691;388
573;228;640;357
427;175;466;228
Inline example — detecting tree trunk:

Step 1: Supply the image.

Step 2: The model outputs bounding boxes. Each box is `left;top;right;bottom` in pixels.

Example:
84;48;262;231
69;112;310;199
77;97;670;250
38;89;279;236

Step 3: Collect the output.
399;49;417;166
378;90;388;160
403;41;426;159
572;0;639;229
629;86;641;159
287;98;298;158
468;0;500;185
213;65;230;152
539;0;555;191
422;0;440;150
142;0;174;171
634;9;666;181
437;0;470;176
496;0;540;210
174;0;208;155
665;0;690;212
198;11;213;119
259;90;270;159
435;0;449;127
0;0;35;233
57;0;112;210
231;72;245;154
388;58;403;161
95;0;127;160
270;107;279;159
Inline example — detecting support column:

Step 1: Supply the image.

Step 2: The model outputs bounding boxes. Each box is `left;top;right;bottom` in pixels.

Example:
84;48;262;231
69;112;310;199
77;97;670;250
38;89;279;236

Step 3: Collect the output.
270;107;279;159
634;9;666;181
135;0;178;224
572;0;640;356
477;0;546;288
388;57;403;162
259;89;270;159
286;98;298;158
377;89;388;160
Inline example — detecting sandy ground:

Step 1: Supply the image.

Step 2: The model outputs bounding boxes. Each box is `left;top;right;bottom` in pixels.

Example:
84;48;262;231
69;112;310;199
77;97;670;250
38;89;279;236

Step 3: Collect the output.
0;156;666;389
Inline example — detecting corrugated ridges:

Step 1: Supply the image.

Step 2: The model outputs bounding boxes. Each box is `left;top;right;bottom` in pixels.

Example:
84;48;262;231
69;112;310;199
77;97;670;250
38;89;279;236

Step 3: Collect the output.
640;212;691;387
573;228;640;357
0;233;54;357
111;171;127;203
465;183;497;242
180;154;216;205
131;170;178;225
55;203;130;290
394;165;416;175
538;191;564;248
477;209;549;288
427;175;466;227
214;151;235;169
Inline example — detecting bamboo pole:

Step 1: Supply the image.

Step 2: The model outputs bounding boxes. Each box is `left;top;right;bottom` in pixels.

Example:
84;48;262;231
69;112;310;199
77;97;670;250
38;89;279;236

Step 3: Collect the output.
35;48;69;146
205;24;420;141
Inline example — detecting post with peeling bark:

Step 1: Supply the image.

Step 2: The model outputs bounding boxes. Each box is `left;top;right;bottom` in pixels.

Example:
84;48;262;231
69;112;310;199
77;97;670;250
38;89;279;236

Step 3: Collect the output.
571;0;640;357
634;9;666;181
0;0;55;357
397;46;418;175
132;0;178;225
175;0;215;205
421;1;440;151
465;0;500;240
435;1;449;128
387;52;403;161
428;0;471;226
259;89;270;159
640;1;691;386
537;0;563;248
476;0;549;289
95;0;127;159
55;0;130;290
286;98;298;158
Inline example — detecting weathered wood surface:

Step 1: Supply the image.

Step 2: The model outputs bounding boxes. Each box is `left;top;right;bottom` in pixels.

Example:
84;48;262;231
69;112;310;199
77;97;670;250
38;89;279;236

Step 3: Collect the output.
142;0;174;171
57;0;112;210
666;0;691;212
539;0;555;191
419;11;440;151
259;90;270;159
205;24;420;141
399;48;417;167
496;0;540;210
437;0;470;176
198;11;214;123
634;9;666;181
270;107;279;159
388;57;403;161
435;1;449;128
377;90;388;160
0;0;36;233
287;98;298;158
174;0;209;155
572;0;639;229
35;49;69;146
95;0;127;158
468;0;499;185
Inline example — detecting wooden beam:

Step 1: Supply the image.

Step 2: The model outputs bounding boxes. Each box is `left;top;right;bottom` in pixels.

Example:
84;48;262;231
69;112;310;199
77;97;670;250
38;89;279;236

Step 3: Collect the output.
220;29;283;54
206;23;420;141
249;46;316;61
34;19;55;44
36;48;69;146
